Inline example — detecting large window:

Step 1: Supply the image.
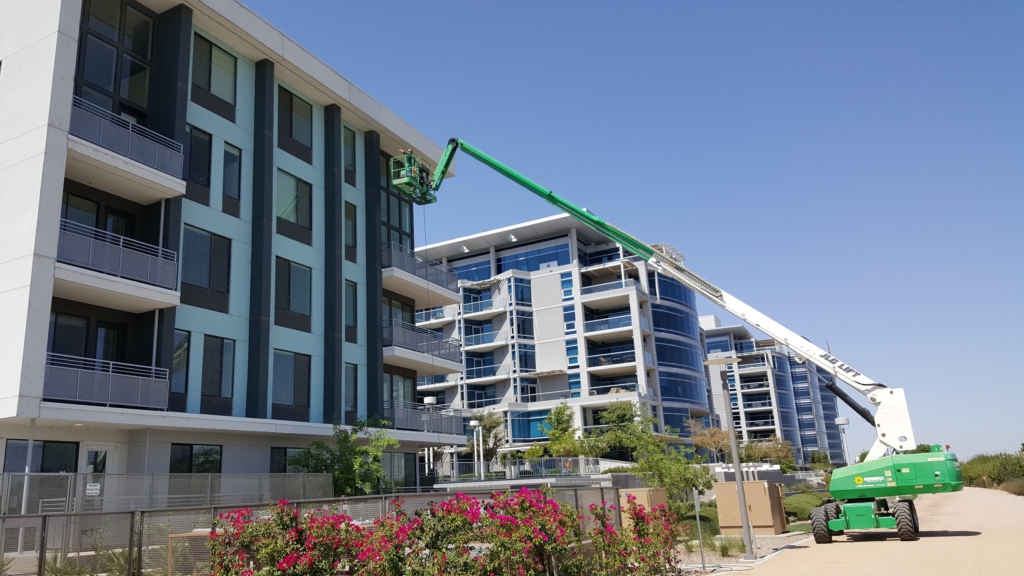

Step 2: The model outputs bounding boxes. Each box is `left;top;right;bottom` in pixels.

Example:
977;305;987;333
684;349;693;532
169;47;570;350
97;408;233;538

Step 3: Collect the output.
384;372;416;405
343;363;358;425
497;242;571;274
379;153;413;248
278;86;313;162
191;33;236;120
451;259;490;282
169;330;189;411
344;281;358;343
662;407;692;437
652;304;701;340
181;225;231;313
343;127;357;186
201;335;234;409
654;337;704;371
184;125;212;205
275;258;312;332
514;310;534;339
344;202;357;262
222;143;241;217
270;448;304;473
48;312;89;358
659;372;709;406
169;444;222;473
75;0;154;122
273;350;310;422
382;295;413;325
3;440;79;473
276;170;312;244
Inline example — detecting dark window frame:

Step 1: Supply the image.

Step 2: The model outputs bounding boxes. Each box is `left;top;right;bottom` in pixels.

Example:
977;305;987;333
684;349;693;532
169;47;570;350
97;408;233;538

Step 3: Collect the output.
277;86;313;163
343;362;358;425
181;225;231;313
272;349;311;422
276;169;312;245
344;201;357;262
344;280;358;343
343;127;356;186
200;334;234;416
3;440;80;474
222;142;241;217
184;124;212;205
379;152;413;249
270;447;305;473
168;329;189;412
168;443;222;473
190;33;236;122
275;257;312;332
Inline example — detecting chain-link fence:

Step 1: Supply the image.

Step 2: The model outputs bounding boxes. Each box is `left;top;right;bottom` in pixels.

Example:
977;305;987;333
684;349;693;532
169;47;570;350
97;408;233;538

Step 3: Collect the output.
0;473;333;516
0;486;620;576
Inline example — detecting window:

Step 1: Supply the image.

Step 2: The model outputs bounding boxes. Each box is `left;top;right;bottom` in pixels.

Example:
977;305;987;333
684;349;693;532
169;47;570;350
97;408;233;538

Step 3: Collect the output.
276;170;312;244
273;350;310;422
75;0;154;121
61;192;98;228
566;339;579;368
517;343;536;372
3;440;79;473
451;259;490;282
654;337;704;371
510;278;532;305
181;225;231;313
344;127;357;186
563;305;577;335
652;304;701;339
659;372;709;405
184;125;212;204
663;407;692;437
191;33;236;120
344;280;358;343
705;335;732;354
466;385;497;408
169;444;222;473
382;295;413;325
384;372;416;405
48;312;89;358
379;169;413;249
222;143;241;217
278;86;313;162
497;242;571;274
510;410;551;442
344;363;358;425
514;310;534;339
568;373;581;399
201;335;234;399
275;258;312;332
654;274;697;308
560;271;574;301
170;330;189;411
270;447;304;473
344;202;357;262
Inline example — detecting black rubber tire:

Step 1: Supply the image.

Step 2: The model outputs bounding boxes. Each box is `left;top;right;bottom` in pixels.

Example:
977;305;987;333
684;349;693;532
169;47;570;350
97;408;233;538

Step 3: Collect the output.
826;502;844;535
910;500;920;534
894;501;918;541
810;506;832;544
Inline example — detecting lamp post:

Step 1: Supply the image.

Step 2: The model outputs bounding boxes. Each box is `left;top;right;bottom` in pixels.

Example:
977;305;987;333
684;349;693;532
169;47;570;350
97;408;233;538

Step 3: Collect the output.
469;419;482;480
705;356;756;561
835;417;851;465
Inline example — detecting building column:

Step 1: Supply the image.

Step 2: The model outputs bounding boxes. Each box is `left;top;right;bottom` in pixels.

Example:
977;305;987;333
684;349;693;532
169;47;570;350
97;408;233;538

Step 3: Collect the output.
247;59;275;418
323;104;344;424
363;131;384;421
0;0;82;417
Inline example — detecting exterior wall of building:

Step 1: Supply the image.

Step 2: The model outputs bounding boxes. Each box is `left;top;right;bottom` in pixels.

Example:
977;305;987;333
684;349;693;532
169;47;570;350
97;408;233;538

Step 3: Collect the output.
816;366;848;465
0;0;461;478
790;355;830;463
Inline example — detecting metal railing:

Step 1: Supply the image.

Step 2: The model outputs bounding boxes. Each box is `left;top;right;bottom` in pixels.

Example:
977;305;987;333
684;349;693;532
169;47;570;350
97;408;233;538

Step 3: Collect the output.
738;361;768;369
465;363;511;381
740;382;771;391
431;458;635;483
382;320;462;363
583;315;632;333
57;219;178;290
463;330;508;347
417;373;460;387
415;304;458;324
587;350;636;367
382;401;465;435
463;297;506;315
588;382;639;396
44;353;169;410
580;278;646;297
516;387;578;403
382;242;458;291
745;419;777;428
743;400;774;409
69;95;183;178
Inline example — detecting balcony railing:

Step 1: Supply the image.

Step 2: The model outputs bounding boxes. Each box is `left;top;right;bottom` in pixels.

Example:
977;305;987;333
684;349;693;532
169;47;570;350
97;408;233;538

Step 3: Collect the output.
464;330;507;347
383;401;465;435
583;315;632;333
382;320;461;363
431;458;634;483
745;419;777;428
743;400;774;409
517;387;579;403
465;363;511;381
589;382;639;396
417;374;459;387
57;218;178;290
382;242;458;292
416;304;458;324
69;96;183;178
43;352;169;409
587;350;636;367
581;278;646;297
463;298;506;315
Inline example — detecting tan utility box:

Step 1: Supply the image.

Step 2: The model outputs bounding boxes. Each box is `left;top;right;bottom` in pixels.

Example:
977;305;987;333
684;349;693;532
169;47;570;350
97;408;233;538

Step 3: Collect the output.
619;487;668;530
715;481;788;536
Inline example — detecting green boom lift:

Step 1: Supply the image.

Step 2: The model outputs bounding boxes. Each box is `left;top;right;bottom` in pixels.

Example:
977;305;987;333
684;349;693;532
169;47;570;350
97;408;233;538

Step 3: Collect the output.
391;139;962;542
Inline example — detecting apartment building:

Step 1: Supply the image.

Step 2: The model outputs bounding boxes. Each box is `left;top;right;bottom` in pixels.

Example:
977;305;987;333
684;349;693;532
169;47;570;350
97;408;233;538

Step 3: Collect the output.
0;0;464;482
413;214;715;453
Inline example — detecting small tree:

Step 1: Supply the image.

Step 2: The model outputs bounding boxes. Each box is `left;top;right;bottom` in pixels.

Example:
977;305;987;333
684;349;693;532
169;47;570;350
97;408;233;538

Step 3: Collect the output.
288;417;399;496
542;402;579;457
466;411;505;463
743;435;797;473
905;443;933;454
688;418;731;462
809;450;832;471
857;449;870;463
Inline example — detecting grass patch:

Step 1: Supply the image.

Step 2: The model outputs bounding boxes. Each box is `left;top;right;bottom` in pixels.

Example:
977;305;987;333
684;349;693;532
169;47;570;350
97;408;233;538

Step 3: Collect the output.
1001;478;1024;496
713;537;744;558
786;522;812;533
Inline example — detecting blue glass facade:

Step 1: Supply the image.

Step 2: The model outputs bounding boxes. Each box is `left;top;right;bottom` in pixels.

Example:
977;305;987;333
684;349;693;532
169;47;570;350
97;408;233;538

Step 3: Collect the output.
497;243;570;274
452;259;491;282
510;410;550;442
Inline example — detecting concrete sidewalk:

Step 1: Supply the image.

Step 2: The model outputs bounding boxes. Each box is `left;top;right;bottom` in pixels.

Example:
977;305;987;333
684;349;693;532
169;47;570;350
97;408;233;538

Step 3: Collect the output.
740;487;1023;575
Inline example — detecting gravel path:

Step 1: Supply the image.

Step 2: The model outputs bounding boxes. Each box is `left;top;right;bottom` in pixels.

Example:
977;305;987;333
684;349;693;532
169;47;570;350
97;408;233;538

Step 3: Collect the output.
674;530;811;573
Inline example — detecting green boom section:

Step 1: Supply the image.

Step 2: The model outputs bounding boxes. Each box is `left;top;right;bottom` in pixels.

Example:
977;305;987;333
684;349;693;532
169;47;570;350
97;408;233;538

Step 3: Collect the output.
829;445;963;501
428;139;656;261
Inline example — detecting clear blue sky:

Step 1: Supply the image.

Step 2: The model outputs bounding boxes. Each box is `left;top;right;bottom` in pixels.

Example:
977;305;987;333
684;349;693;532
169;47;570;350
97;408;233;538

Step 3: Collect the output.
244;1;1024;458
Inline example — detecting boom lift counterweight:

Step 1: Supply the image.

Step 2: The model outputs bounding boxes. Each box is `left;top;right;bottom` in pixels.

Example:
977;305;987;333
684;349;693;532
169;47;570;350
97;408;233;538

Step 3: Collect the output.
392;138;962;542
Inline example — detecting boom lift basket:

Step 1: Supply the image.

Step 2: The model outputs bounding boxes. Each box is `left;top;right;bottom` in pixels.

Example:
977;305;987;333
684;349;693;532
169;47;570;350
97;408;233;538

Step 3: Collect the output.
390;153;436;205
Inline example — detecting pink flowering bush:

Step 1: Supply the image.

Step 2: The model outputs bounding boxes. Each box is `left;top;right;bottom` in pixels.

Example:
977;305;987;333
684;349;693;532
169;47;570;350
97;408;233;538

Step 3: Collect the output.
208;490;682;576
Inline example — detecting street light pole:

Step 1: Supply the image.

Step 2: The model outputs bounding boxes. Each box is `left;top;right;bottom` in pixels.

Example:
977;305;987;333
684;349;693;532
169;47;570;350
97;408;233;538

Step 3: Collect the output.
469;419;482;480
705;356;756;561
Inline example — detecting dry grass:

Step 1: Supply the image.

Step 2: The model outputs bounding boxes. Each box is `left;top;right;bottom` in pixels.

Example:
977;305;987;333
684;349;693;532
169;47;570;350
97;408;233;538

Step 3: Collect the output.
1001;478;1024;496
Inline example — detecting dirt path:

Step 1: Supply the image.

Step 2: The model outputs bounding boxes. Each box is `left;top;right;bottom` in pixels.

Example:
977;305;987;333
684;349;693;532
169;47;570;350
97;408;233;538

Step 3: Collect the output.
740;487;1023;575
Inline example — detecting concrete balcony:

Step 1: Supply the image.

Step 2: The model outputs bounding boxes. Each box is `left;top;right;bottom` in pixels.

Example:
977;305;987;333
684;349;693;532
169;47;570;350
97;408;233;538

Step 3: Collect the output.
382;320;463;376
415;304;458;329
586;350;639;377
53;218;179;313
383;401;466;436
66;96;185;204
464;363;511;384
580;279;648;307
462;297;507;320
43;353;169;410
381;243;460;307
582;315;634;342
463;330;509;353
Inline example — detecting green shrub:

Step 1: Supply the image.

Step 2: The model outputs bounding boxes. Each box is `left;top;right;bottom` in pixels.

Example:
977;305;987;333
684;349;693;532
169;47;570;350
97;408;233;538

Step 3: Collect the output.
713;537;744;557
1001;478;1024;497
961;452;1024;486
783;493;829;521
669;500;719;537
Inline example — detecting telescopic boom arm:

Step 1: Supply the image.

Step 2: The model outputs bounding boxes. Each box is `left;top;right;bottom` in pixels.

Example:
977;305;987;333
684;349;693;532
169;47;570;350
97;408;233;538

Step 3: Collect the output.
400;138;914;462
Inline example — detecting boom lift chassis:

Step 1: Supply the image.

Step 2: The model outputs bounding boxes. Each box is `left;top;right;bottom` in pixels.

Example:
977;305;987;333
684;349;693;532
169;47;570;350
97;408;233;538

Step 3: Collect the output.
390;138;962;542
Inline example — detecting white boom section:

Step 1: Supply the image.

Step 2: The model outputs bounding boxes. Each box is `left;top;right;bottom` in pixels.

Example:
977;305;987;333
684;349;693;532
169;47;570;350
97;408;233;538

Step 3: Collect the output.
647;249;915;461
